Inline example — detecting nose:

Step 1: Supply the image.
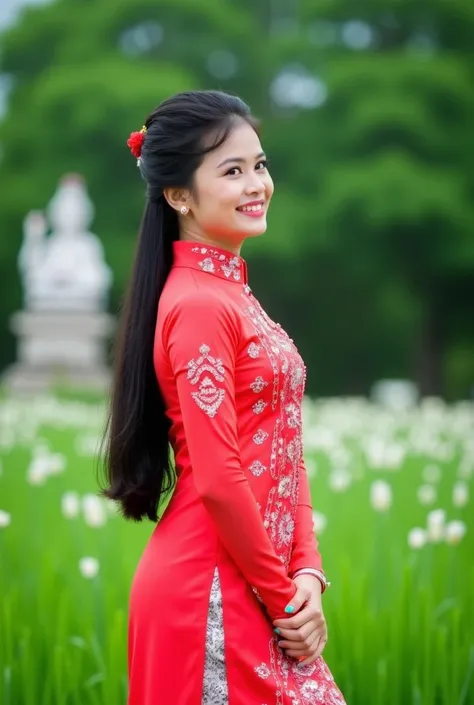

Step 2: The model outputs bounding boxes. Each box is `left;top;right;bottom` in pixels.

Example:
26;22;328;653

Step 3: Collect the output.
244;171;266;196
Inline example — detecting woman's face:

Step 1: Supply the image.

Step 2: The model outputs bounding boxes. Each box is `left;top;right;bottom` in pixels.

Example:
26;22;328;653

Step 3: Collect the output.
184;120;274;249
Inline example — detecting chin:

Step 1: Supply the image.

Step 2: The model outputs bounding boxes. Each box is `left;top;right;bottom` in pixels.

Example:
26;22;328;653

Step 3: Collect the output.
241;219;268;237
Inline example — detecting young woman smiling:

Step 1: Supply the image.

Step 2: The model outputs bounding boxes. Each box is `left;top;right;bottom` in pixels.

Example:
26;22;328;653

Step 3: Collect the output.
101;90;346;705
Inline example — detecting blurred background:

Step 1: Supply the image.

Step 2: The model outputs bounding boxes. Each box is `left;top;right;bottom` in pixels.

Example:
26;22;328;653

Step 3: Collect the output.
0;1;473;704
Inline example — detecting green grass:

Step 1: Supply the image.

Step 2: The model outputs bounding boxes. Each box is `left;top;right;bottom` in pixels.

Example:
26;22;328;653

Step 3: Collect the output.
0;393;473;704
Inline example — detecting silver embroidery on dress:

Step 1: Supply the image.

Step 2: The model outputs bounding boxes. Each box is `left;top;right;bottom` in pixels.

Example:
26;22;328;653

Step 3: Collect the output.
221;257;242;280
248;342;261;358
239;291;346;702
253;429;269;445
249;460;267;477
192;245;243;282
199;257;216;273
187;344;226;418
252;400;268;414
202;567;229;705
250;376;269;393
255;639;346;704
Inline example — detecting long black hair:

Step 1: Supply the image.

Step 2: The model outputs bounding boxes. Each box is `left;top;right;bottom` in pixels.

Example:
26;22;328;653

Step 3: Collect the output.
98;91;258;522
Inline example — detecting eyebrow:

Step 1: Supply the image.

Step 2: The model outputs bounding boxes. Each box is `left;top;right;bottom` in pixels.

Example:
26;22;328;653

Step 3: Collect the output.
217;151;266;169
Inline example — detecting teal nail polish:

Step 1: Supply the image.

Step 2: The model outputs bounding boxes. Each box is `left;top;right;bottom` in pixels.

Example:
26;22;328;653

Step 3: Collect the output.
285;605;295;614
274;628;280;635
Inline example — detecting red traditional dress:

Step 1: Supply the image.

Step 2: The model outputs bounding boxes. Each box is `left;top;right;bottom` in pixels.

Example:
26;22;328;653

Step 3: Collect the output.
128;239;346;705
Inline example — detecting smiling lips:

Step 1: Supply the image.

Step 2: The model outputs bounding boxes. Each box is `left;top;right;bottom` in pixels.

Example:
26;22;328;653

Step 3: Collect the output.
236;201;265;218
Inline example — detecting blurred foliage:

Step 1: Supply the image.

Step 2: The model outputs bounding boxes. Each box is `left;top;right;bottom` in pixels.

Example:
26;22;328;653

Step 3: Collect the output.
0;0;473;396
1;394;473;704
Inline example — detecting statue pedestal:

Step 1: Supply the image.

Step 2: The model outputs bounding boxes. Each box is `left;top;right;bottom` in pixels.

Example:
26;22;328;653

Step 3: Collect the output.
3;311;116;394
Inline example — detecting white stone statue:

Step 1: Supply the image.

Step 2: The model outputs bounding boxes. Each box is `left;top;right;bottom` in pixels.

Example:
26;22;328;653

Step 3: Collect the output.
18;174;112;311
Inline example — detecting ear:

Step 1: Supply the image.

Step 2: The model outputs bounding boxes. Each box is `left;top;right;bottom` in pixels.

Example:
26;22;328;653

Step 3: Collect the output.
163;187;192;214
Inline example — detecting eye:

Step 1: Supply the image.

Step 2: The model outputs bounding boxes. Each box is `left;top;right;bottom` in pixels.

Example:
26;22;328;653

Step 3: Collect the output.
225;166;242;176
256;159;268;170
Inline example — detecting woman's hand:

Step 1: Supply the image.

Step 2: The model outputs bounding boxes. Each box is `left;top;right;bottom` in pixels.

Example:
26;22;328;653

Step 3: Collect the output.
273;574;328;666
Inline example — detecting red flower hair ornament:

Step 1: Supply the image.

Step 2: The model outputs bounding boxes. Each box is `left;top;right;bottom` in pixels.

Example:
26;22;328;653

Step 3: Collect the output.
127;125;147;165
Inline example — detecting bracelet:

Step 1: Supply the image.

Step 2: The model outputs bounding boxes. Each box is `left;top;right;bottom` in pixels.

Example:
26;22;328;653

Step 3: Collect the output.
292;568;331;593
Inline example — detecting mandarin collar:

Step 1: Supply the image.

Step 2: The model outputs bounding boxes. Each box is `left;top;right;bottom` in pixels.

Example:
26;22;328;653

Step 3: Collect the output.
172;239;249;286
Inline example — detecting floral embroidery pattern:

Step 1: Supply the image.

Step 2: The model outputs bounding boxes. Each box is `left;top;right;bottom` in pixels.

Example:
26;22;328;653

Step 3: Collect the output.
248;342;261;359
221;257;242;281
186;343;226;418
241;292;307;571
202;567;229;705
255;663;271;679
256;640;346;704
253;429;269;445
199;257;216;274
249;460;267;477
250;376;269;393
192;245;243;282
253;400;268;415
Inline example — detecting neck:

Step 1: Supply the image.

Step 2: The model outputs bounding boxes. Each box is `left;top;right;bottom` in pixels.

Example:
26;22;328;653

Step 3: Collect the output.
179;225;242;258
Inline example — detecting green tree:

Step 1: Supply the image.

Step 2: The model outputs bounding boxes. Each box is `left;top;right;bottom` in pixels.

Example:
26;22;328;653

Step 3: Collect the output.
1;0;473;397
0;0;257;366
262;0;474;396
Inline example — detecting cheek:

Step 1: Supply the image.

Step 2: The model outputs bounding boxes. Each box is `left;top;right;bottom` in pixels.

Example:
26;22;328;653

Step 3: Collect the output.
218;181;243;207
202;184;242;215
195;186;237;223
265;174;274;199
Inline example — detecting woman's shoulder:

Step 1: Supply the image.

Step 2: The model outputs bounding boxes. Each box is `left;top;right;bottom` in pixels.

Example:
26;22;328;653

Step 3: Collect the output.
159;271;241;335
162;269;227;311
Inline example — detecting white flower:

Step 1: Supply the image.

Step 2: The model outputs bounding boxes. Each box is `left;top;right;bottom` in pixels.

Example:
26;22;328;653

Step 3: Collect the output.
329;469;351;492
370;480;392;512
417;484;437;506
422;464;441;484
79;557;100;579
445;520;467;545
312;511;327;534
452;481;469;508
26;457;50;485
82;494;107;528
61;491;80;519
408;527;427;549
0;510;11;528
48;453;66;476
427;509;446;542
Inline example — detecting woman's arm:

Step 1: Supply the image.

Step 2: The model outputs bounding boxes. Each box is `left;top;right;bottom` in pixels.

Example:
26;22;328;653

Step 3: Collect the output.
164;291;297;621
288;456;324;577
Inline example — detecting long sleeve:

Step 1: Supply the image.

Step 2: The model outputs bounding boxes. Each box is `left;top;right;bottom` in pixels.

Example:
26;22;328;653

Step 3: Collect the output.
288;456;323;577
164;292;297;621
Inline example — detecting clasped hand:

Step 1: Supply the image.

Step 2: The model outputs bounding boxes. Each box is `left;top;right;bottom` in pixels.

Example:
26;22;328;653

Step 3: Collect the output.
272;575;328;666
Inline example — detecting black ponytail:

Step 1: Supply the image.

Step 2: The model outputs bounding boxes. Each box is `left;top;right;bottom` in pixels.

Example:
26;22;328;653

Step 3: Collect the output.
98;91;258;521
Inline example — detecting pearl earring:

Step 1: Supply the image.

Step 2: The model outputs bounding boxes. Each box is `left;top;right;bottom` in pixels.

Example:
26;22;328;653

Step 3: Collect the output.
180;205;189;215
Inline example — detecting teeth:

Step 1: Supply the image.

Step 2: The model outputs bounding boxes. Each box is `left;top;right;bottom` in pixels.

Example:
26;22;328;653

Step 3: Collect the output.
240;204;263;212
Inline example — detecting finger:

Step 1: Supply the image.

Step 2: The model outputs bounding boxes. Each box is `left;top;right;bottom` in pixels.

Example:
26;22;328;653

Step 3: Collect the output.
278;627;321;651
273;608;312;631
273;605;322;631
282;586;311;618
286;645;321;663
313;633;328;659
297;632;326;664
278;639;306;652
275;623;318;644
297;652;320;667
283;646;307;658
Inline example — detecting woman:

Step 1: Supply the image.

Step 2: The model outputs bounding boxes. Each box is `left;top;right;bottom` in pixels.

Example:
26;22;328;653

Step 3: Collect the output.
101;90;346;705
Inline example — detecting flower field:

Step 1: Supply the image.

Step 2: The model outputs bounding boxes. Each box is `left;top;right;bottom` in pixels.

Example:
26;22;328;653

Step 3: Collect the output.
0;392;473;705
